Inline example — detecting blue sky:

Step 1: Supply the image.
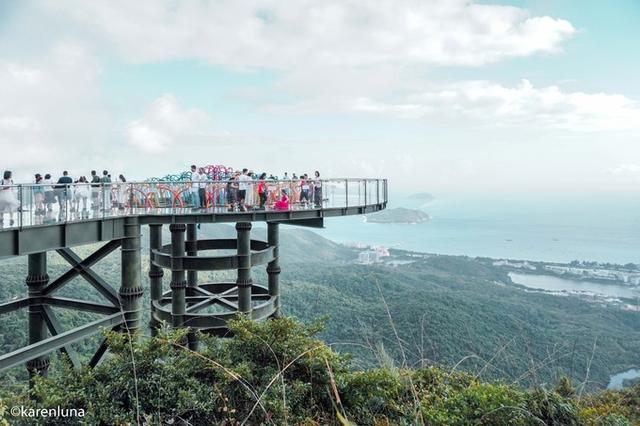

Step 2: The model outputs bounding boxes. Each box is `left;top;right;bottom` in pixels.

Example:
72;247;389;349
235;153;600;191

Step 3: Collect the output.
0;0;638;196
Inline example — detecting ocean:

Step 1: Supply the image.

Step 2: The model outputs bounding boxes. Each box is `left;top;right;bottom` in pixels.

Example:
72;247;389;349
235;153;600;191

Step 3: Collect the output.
314;194;640;265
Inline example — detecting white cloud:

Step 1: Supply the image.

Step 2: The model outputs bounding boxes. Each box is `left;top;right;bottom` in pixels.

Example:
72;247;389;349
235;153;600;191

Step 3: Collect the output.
125;95;211;153
609;164;640;176
347;79;640;131
0;116;41;132
47;0;574;68
0;41;111;181
3;1;639;195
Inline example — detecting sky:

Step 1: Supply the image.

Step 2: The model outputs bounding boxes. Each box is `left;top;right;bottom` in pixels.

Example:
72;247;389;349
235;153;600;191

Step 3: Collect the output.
0;0;638;196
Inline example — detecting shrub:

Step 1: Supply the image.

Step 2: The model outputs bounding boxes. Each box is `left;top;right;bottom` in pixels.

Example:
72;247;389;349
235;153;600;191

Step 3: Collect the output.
2;317;636;425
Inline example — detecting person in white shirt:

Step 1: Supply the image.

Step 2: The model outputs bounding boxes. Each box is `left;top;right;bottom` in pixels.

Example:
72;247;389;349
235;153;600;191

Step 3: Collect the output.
196;167;208;209
116;174;128;211
74;176;91;216
282;172;291;198
43;173;55;212
188;165;200;208
313;170;323;208
246;171;256;207
237;168;251;211
0;170;20;227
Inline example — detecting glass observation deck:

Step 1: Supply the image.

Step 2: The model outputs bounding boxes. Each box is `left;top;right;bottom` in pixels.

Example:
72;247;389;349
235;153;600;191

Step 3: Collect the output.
0;178;388;230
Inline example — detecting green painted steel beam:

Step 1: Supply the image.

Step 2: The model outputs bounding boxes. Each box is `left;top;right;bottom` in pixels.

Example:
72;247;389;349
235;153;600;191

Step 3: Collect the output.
275;218;324;228
186;296;238;313
43;240;121;305
0;201;386;258
0;217;128;258
88;337;111;368
0;298;29;314
41;305;81;370
0;312;123;372
45;297;119;315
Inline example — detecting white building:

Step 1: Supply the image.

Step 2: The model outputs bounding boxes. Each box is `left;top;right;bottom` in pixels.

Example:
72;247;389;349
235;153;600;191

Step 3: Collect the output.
492;260;536;270
358;250;384;264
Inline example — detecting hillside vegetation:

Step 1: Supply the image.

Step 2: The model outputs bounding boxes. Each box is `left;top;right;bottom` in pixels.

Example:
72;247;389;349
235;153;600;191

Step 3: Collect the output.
1;317;638;425
0;225;638;399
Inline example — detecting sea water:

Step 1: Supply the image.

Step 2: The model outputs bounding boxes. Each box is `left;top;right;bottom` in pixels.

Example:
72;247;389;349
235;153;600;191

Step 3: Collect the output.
509;273;640;299
608;369;640;390
315;194;640;265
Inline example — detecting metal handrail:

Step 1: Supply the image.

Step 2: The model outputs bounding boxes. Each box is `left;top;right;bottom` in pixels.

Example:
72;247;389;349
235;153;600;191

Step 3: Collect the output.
0;179;388;230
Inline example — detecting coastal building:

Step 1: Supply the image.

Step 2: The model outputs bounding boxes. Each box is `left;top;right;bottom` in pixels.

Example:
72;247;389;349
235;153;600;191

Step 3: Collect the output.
371;245;390;257
358;250;385;264
344;241;369;249
544;265;640;286
492;260;536;270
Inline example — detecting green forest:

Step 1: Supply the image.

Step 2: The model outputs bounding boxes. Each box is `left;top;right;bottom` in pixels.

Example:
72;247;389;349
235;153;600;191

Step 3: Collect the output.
0;225;639;424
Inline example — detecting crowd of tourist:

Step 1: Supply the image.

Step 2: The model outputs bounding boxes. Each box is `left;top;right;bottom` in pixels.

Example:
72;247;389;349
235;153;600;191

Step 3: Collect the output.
185;165;323;212
0;166;324;226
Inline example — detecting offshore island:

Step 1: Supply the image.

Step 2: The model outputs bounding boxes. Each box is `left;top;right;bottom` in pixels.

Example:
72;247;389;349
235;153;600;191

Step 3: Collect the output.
365;207;431;224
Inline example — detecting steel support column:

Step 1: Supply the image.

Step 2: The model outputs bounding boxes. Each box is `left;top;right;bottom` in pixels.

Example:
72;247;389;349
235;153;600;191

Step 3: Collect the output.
236;222;252;314
186;224;198;288
170;224;187;327
25;252;50;381
267;222;281;317
148;224;164;334
120;218;143;333
186;223;198;349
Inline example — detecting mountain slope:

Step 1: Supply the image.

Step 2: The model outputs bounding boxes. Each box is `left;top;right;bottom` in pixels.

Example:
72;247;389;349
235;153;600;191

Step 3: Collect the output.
0;225;638;391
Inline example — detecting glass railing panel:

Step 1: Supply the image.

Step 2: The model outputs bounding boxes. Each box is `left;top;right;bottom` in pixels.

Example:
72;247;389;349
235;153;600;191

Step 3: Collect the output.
322;179;345;209
366;179;376;206
345;179;361;207
0;178;386;230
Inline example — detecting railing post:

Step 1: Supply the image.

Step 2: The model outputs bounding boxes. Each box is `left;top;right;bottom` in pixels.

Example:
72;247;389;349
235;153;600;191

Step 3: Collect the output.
345;179;348;209
18;184;23;228
364;180;367;206
100;184;105;219
386;180;388;203
129;183;134;213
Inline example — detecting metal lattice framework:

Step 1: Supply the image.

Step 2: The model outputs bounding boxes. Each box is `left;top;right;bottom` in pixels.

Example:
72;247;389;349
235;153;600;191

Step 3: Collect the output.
0;178;387;382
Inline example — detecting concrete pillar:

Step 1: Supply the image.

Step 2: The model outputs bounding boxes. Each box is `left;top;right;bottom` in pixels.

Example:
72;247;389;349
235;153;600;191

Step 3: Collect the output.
148;224;164;335
267;222;281;317
120;218;143;333
185;223;198;349
236;222;252;314
25;252;50;381
169;224;187;327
